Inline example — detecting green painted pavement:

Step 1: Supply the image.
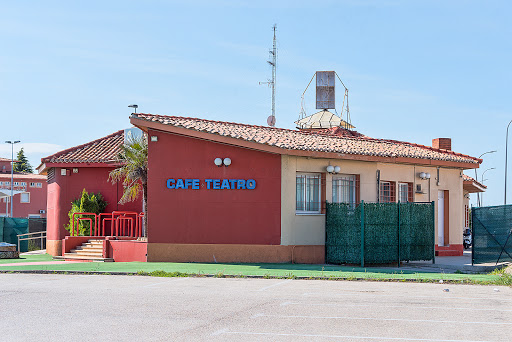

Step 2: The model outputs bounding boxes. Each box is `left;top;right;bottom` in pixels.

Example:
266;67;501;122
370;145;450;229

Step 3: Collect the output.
0;254;500;282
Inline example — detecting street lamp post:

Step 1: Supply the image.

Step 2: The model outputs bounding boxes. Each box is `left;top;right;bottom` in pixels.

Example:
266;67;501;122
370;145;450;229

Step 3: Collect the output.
5;140;20;217
480;168;495;206
475;150;496;206
505;120;512;205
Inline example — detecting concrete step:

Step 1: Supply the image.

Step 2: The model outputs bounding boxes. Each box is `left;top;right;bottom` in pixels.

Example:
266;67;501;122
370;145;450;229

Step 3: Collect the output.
75;245;103;251
85;242;104;246
70;250;103;256
55;254;114;262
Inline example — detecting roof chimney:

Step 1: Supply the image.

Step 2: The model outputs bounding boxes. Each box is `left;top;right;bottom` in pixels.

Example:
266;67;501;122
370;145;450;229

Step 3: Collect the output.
432;138;451;151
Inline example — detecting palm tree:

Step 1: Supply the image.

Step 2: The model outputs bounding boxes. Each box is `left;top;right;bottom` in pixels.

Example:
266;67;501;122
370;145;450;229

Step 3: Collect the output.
109;134;148;237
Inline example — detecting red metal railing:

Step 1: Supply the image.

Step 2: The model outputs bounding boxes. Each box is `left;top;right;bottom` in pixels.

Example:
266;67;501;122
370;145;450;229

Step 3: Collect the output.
71;211;144;238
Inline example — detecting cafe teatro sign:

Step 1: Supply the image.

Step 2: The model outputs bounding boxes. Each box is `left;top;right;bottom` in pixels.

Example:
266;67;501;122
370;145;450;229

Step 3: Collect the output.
166;179;256;190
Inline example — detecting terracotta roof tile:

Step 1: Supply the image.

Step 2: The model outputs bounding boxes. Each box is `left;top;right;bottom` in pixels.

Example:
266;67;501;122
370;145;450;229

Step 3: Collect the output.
133;113;481;165
41;130;124;164
463;174;487;188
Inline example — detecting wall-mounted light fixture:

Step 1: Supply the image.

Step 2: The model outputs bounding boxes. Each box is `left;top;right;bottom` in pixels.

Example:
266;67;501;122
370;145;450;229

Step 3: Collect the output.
214;158;231;167
150;136;158;142
326;165;341;174
419;172;431;180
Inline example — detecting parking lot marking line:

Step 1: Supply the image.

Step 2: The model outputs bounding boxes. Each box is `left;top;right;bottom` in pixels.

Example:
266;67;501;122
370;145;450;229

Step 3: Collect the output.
282;302;512;312
257;314;512;325
257;279;292;292
211;328;228;336
301;292;512;302
219;330;492;342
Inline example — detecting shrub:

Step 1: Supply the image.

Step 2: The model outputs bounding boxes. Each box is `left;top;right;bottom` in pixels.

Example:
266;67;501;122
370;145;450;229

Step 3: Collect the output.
65;189;108;236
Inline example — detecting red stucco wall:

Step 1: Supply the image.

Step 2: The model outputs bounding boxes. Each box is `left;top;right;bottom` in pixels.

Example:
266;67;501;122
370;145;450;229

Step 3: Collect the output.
147;129;281;245
46;166;142;241
107;240;147;262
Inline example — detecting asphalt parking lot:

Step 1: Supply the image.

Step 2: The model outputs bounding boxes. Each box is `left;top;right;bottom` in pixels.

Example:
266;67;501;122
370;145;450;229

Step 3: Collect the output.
1;273;511;341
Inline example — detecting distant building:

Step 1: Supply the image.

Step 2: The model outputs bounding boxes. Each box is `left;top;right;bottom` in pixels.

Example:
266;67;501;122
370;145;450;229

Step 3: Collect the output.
0;157;47;218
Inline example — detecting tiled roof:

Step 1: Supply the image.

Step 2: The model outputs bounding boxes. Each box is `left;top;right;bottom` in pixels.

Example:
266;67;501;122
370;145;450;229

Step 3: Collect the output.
132;113;481;165
305;126;366;138
41;130;124;164
463;174;487;189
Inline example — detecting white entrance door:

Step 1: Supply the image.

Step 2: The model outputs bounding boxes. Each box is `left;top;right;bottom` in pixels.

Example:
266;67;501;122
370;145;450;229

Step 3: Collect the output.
438;190;444;246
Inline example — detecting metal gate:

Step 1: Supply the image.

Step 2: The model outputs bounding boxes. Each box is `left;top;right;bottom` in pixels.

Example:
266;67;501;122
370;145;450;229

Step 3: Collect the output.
472;205;512;265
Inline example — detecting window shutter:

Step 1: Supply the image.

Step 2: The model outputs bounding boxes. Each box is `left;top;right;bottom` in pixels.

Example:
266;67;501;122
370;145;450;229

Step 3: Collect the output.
321;173;326;213
408;182;413;202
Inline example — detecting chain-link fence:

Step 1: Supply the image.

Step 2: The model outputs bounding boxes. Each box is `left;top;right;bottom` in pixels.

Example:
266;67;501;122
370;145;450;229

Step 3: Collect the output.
472;205;512;265
326;201;435;266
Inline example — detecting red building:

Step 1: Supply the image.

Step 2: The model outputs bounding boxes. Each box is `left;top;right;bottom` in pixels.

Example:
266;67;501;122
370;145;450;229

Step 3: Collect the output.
0;158;47;219
38;129;142;256
42;113;481;262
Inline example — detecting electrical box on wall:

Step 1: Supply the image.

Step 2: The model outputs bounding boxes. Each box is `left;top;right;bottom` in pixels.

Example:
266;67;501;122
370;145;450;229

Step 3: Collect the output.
415;184;425;194
60;169;67;176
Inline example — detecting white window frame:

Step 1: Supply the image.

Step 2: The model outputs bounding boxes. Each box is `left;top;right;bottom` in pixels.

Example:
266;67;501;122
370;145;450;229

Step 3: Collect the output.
20;192;30;203
30;182;36;187
13;181;19;186
398;182;409;203
28;214;41;218
296;173;322;214
36;182;42;188
332;174;357;207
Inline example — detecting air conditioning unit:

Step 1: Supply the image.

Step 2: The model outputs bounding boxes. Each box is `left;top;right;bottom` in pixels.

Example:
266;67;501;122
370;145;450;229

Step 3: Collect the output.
415;184;425;194
39;209;46;214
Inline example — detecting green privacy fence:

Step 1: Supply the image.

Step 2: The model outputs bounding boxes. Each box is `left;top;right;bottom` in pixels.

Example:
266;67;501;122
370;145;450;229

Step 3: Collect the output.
326;201;435;267
472;205;512;265
0;217;29;252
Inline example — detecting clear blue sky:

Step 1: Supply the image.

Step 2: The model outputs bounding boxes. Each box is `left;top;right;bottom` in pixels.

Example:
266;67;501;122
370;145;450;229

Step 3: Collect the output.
1;1;510;206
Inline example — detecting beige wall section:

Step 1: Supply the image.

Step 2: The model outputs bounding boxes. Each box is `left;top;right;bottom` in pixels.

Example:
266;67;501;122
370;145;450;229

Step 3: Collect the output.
281;155;465;247
281;155;326;245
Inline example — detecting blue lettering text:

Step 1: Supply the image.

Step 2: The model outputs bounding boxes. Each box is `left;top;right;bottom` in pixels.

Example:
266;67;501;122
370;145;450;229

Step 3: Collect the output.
213;179;221;189
246;179;256;189
175;179;185;189
192;179;200;189
237;180;246;189
166;179;175;189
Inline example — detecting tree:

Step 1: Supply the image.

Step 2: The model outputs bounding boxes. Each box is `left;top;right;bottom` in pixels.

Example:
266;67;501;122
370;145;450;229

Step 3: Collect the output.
65;189;108;236
14;148;33;173
109;134;148;237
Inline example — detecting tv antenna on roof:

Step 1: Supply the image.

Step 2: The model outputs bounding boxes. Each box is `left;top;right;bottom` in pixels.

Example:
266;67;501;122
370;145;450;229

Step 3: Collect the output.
259;24;277;127
128;104;138;113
